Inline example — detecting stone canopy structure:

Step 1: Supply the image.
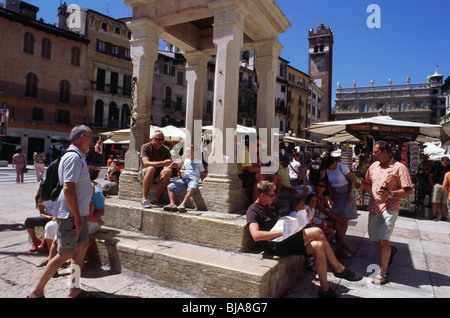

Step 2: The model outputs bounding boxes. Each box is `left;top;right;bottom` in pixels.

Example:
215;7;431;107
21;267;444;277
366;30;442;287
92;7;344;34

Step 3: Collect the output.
120;0;291;213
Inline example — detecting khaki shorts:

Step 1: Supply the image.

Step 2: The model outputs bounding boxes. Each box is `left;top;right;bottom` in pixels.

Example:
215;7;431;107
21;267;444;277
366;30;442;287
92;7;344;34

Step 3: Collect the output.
432;183;448;204
368;209;398;242
56;216;89;254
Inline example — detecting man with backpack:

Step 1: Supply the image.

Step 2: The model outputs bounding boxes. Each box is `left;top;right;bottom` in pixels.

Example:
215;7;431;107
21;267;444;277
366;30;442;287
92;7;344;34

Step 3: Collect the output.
28;125;94;298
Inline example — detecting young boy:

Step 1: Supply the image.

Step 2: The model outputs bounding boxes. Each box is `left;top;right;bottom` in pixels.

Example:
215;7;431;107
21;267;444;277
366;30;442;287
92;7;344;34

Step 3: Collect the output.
164;144;205;213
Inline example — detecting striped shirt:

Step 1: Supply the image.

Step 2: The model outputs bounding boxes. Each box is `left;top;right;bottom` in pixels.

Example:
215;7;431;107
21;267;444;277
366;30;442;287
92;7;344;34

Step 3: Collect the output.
365;158;412;214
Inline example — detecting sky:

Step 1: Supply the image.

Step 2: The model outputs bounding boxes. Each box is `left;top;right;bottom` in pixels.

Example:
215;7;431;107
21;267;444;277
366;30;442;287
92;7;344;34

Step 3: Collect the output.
21;0;450;106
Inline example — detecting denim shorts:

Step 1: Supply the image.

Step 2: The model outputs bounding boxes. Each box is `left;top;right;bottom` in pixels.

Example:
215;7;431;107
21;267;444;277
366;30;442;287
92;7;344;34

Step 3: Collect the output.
168;175;199;194
56;216;89;254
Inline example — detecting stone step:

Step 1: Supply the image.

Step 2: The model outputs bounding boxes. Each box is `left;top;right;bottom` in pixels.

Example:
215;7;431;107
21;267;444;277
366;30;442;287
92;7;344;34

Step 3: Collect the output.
89;227;304;298
104;197;255;252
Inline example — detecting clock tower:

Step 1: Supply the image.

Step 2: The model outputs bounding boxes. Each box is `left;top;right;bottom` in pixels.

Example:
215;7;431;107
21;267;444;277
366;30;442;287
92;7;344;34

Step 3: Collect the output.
308;24;334;122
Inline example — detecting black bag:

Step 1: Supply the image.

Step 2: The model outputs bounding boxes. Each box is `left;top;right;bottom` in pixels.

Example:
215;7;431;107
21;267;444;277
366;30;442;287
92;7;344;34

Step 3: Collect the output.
22;166;28;173
40;150;82;201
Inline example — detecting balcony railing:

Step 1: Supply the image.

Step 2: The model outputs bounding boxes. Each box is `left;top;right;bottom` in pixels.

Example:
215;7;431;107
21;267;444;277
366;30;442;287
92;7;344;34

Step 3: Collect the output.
0;80;85;105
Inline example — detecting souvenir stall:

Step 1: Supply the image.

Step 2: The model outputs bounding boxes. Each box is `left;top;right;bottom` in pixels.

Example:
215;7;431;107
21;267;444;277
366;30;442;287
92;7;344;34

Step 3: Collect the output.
307;116;443;213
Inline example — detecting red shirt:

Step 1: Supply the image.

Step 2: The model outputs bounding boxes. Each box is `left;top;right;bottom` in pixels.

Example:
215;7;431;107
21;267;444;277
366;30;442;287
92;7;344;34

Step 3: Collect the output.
365;158;412;214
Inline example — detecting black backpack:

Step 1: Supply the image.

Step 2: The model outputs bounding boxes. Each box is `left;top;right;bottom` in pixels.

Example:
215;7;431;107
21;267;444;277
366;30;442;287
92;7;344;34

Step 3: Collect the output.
40;150;83;201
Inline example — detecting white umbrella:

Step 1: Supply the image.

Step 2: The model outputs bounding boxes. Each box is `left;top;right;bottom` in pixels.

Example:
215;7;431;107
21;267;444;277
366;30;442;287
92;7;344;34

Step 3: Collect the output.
423;142;446;160
159;125;185;141
202;124;256;135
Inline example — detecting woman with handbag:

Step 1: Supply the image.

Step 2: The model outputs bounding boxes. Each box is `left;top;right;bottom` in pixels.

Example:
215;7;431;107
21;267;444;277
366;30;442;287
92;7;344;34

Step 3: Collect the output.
12;147;27;183
321;156;358;258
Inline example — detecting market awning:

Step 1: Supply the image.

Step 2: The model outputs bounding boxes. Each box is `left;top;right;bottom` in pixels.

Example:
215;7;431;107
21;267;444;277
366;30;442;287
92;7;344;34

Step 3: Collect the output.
283;136;321;145
307;116;442;140
99;125;186;143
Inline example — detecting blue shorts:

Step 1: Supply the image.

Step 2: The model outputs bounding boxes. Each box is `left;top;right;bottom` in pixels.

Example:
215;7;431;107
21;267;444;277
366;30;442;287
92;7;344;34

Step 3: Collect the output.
168;175;199;194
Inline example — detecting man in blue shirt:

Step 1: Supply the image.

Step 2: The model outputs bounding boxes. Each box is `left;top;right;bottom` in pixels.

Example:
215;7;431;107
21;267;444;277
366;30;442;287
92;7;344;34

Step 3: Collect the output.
28;125;93;298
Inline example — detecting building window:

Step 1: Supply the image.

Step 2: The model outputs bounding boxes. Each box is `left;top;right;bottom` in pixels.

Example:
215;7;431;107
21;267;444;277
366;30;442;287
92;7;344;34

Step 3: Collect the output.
177;71;184;85
32;107;44;121
175;97;182;111
359;103;367;113
164;87;172;108
110;72;118;94
96;69;106;91
397;102;404;111
41;38;52;59
25;72;38;98
23;32;35;54
124;48;130;60
71;47;81;66
59;80;71;103
415;101;422;108
108;102;119;128
123;74;132;96
97;40;106;53
121;104;130;128
112;45;120;57
94;99;104;127
57;109;70;124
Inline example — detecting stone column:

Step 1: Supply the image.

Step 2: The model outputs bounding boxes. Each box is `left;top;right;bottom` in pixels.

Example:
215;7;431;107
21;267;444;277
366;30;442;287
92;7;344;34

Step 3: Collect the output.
184;51;210;149
119;18;163;201
201;1;248;213
255;40;282;174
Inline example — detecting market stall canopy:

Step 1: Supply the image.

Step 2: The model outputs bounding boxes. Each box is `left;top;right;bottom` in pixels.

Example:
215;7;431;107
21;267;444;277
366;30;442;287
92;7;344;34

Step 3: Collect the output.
322;130;360;143
283;136;321;145
307;116;442;140
99;125;186;143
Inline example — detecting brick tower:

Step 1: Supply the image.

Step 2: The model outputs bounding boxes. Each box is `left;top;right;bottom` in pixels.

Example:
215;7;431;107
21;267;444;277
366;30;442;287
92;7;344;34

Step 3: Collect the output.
308;24;333;122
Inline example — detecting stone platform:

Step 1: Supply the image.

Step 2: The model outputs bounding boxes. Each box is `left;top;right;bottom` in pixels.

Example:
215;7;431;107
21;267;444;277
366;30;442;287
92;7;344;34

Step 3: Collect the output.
97;196;304;297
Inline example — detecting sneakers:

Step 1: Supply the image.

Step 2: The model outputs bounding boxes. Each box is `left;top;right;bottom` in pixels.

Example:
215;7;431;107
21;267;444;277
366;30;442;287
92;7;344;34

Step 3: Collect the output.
164;203;178;212
141;201;152;208
333;268;363;281
318;288;337;298
163;203;187;213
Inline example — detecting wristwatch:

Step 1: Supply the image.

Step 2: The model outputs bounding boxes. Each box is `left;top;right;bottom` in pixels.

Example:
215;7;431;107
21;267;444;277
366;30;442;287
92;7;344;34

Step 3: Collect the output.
389;190;394;197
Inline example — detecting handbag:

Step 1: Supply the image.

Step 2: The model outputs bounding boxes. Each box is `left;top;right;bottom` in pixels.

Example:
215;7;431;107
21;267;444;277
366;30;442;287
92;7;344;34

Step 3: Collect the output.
22;166;28;173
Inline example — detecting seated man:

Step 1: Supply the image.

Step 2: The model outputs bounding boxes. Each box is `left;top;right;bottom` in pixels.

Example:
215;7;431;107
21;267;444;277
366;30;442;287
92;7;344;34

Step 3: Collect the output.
102;170;120;196
140;130;177;208
164;144;205;213
246;180;363;298
278;154;309;201
237;137;282;203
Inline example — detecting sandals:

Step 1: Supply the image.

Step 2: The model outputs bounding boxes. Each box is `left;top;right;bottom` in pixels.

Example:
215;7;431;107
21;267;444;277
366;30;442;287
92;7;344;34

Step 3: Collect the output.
36;259;49;267
333;268;363;281
371;272;389;285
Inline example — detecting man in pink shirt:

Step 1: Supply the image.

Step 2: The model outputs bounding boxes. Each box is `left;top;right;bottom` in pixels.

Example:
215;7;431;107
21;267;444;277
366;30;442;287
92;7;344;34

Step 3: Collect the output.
362;140;412;285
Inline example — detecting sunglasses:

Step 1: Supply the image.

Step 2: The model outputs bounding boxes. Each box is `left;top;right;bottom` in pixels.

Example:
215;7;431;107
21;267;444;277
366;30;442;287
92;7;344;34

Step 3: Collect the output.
317;184;326;188
154;138;164;141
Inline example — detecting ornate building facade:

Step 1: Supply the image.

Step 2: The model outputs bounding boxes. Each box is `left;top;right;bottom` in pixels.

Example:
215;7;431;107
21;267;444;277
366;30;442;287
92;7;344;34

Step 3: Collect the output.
334;71;446;124
0;1;88;160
